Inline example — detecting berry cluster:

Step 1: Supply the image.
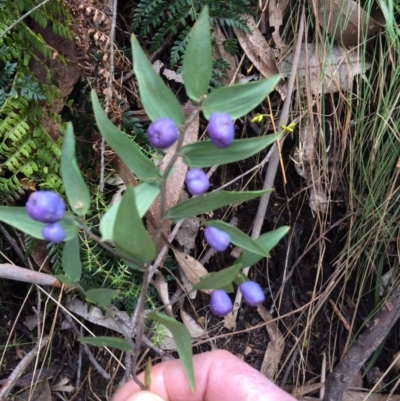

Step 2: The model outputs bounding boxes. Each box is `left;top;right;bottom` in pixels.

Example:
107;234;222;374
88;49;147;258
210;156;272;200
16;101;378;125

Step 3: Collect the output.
26;191;66;243
146;114;264;317
146;113;234;197
209;281;265;317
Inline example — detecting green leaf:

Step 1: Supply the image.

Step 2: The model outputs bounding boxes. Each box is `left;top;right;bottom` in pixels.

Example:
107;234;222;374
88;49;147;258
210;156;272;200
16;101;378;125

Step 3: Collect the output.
100;182;160;242
0;207;77;240
237;226;290;267
85;288;120;308
194;263;242;290
166;189;272;222
62;234;81;282
61;122;91;216
55;274;77;287
202;75;281;119
148;312;195;391
91;91;161;181
113;187;156;265
205;220;268;257
78;336;131;351
131;35;184;126
181;134;281;168
183;6;211;101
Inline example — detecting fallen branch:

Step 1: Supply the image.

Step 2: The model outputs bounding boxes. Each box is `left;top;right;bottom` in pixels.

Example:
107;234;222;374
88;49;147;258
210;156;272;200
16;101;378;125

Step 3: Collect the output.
323;290;400;401
0;263;62;288
0;336;50;399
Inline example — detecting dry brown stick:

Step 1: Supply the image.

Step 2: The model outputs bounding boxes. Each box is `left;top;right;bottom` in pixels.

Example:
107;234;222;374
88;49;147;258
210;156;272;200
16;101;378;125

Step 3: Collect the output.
0;263;63;287
323;290;400;401
0;336;50;399
230;6;306;324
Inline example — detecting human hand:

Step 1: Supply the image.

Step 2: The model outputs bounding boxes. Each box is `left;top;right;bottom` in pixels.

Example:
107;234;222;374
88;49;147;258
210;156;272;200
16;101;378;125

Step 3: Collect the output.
112;350;296;401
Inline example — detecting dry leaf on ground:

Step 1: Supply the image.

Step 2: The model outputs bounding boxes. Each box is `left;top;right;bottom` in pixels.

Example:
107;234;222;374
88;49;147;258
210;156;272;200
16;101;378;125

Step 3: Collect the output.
234;14;287;99
212;23;238;84
269;0;290;48
313;0;384;46
279;43;371;94
180;309;207;338
257;304;285;380
152;271;173;317
173;249;210;294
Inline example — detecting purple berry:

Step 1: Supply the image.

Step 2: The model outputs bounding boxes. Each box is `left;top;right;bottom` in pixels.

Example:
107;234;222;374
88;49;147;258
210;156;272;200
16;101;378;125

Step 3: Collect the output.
185;168;210;195
210;289;233;317
204;226;230;252
239;281;265;306
207;112;234;148
147;117;179;149
42;223;66;243
26;191;66;223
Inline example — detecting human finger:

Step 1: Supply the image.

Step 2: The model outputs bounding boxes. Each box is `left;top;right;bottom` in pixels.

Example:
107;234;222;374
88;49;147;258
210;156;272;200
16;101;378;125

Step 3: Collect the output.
113;350;296;401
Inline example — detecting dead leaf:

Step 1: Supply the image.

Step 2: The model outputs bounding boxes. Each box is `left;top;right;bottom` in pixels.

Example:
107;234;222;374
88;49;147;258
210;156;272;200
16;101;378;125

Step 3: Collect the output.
152;271;173;317
269;0;290;48
234;15;287;99
212;23;238;84
52;377;74;393
257;304;285;380
314;0;384;46
175;217;201;252
180;310;207;338
20;379;52;401
65;297;129;334
279;43;371;94
173;249;210;294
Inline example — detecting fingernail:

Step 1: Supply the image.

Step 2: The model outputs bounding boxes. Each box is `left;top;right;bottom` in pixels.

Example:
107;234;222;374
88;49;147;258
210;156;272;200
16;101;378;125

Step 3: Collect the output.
124;390;166;401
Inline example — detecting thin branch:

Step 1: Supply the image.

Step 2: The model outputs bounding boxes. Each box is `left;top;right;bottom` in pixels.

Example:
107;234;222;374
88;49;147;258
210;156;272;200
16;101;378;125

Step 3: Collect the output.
0;0;52;40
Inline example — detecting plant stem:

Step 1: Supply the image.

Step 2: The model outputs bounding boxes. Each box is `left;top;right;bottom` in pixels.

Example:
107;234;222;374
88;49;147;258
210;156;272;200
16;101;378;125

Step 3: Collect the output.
129;107;200;386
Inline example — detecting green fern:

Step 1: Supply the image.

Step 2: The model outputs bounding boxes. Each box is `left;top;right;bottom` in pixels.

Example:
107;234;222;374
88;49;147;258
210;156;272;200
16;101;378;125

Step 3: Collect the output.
132;0;253;66
0;0;73;202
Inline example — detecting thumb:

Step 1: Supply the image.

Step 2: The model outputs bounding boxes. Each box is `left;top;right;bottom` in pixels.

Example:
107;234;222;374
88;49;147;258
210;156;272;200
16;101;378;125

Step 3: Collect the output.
123;391;166;401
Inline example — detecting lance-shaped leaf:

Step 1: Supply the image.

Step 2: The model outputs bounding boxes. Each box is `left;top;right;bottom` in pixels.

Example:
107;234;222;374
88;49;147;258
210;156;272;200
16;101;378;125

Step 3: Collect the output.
131;35;184;126
113;187;155;265
85;288;120;308
62;234;81;282
202;75;281;119
148;312;195;391
181;134;281;168
205;220;268;257
183;6;212;101
0;207;77;240
78;336;131;351
237;226;290;267
166;189;272;222
61;122;91;216
92;91;161;181
100;182;160;242
194;263;242;291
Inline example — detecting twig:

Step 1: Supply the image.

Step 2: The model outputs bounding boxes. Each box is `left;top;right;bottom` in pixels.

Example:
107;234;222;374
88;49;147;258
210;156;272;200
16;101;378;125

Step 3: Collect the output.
230;6;306;322
0;263;63;287
0;0;52;40
0;223;27;266
323;289;400;401
0;336;50;399
62;311;110;381
99;0;118;192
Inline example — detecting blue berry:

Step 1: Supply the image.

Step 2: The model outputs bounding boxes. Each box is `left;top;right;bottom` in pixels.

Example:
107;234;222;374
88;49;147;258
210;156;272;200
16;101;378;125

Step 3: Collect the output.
147;117;179;149
185;168;210;195
210;289;233;317
207;112;234;148
204;226;230;252
42;223;66;243
239;281;265;306
26;191;66;223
